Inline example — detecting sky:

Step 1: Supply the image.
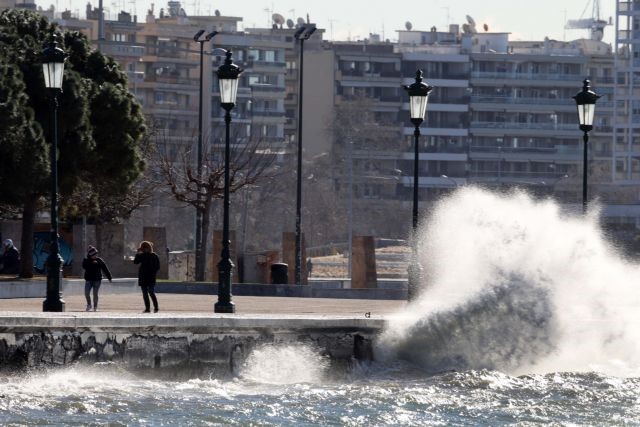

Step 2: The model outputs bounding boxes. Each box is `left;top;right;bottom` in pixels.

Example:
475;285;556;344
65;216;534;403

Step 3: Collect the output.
36;0;616;45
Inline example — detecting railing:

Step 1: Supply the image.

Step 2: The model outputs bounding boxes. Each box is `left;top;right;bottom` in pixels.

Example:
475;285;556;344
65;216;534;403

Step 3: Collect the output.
340;70;401;79
144;75;197;86
248;60;287;68
100;44;144;57
421;72;469;80
428;96;470;104
250;85;285;93
470;95;572;106
469;145;557;154
468;171;569;180
471;71;583;82
252;109;286;117
470;121;577;131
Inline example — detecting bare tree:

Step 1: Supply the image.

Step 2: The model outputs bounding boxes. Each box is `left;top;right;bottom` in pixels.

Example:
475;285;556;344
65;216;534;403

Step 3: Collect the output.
152;125;276;281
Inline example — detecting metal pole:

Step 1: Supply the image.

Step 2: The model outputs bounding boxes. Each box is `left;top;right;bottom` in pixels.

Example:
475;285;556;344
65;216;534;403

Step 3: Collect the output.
43;92;65;312
407;124;421;301
295;38;304;286
195;40;204;281
583;131;588;214
215;107;235;313
412;125;420;230
347;140;353;281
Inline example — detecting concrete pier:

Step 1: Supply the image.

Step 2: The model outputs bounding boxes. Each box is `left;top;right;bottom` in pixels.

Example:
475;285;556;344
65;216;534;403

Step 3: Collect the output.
0;312;385;375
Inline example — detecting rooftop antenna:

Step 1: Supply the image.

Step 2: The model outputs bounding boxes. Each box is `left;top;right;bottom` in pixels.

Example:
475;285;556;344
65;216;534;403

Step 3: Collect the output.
264;3;274;27
442;6;450;27
328;18;338;40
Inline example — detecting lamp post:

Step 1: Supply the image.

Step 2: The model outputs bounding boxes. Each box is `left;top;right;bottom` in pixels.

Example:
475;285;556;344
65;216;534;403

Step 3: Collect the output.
41;38;66;312
193;30;218;282
572;79;600;214
293;23;316;286
404;69;432;301
214;50;242;313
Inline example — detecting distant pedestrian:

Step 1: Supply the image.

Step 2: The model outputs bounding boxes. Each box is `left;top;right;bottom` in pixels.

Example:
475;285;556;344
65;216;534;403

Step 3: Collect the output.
82;246;112;311
0;239;20;275
134;240;160;313
306;257;313;278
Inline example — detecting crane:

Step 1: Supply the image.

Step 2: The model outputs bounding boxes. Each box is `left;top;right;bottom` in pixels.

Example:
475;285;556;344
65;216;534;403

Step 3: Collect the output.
565;0;611;41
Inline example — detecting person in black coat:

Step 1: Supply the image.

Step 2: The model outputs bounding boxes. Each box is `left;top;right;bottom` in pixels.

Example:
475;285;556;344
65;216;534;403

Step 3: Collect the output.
0;239;20;275
82;246;112;311
134;240;160;313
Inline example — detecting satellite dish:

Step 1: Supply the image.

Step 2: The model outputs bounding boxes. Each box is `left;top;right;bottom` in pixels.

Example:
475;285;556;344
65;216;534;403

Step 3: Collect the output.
483;23;489;32
466;15;476;27
405;21;412;31
296;17;305;26
272;13;285;26
286;18;294;29
214;9;220;16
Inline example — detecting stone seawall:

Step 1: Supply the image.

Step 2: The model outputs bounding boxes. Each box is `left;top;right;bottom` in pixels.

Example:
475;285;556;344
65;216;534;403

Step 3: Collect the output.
0;314;384;376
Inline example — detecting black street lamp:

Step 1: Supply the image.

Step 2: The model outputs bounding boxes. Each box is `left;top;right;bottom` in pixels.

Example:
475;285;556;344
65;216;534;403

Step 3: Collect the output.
573;79;600;214
404;69;432;301
293;23;316;286
214;50;242;313
193;30;218;282
41;38;66;312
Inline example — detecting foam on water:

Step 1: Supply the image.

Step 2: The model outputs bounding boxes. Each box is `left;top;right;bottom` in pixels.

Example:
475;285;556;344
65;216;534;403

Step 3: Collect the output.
239;344;330;384
379;187;640;377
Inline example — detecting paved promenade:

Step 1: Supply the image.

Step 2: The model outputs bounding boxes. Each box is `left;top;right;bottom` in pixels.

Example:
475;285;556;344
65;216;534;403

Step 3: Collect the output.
0;293;406;317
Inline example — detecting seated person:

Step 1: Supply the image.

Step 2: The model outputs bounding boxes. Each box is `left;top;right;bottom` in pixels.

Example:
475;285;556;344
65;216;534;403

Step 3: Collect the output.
0;239;20;275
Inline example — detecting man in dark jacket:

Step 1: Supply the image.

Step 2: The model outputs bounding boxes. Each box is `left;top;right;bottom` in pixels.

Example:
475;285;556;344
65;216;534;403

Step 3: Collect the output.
82;246;112;311
0;239;20;275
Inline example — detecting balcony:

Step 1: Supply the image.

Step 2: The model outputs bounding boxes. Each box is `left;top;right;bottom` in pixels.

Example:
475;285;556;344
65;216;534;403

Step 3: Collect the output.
252;108;286;117
470;121;576;131
250;84;285;93
144;74;197;87
470;95;571;106
468;170;571;182
471;71;584;82
99;43;144;57
247;60;286;68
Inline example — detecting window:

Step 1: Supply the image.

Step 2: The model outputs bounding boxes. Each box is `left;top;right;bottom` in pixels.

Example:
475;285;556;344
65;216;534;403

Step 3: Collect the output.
248;49;260;60
264;50;276;62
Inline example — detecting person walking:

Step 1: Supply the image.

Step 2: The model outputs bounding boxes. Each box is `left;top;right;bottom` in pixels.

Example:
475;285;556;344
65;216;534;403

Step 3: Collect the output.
81;246;112;311
0;239;20;275
134;240;160;313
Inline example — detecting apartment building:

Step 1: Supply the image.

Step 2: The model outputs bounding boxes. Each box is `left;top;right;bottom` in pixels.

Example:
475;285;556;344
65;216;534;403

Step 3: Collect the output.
467;34;615;202
614;0;640;229
316;23;640;240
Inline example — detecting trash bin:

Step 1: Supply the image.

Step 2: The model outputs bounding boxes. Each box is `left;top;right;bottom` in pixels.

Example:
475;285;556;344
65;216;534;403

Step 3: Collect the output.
270;262;288;284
